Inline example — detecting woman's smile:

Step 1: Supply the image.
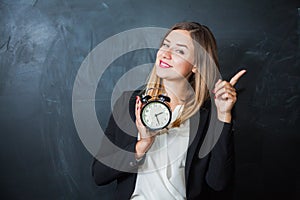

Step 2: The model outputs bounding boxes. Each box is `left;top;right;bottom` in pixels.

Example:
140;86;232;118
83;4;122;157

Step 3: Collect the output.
159;60;172;68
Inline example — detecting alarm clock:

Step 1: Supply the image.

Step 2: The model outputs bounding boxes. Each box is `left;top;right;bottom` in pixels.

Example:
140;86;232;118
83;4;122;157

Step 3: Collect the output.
140;94;172;131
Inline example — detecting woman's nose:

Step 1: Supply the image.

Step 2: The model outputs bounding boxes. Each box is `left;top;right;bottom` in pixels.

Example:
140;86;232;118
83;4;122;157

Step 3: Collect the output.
161;49;172;59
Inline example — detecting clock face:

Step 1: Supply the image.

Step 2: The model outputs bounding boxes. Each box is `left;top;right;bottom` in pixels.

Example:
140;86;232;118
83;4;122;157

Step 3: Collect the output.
141;101;172;130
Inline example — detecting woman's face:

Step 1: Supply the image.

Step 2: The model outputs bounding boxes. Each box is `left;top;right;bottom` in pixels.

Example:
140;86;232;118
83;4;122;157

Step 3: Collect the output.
155;29;196;81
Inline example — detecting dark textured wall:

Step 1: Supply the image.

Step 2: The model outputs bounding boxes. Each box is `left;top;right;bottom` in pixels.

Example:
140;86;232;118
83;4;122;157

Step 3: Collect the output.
0;0;299;199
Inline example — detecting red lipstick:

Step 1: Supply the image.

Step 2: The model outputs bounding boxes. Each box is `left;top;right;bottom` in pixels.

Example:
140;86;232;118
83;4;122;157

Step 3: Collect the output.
159;60;172;68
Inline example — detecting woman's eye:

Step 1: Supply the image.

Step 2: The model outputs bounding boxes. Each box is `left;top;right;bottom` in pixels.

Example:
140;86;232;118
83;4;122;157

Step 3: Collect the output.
176;49;185;55
162;43;169;48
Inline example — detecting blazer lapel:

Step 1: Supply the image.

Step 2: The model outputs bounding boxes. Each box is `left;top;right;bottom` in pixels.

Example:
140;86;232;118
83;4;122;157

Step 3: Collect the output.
185;106;209;183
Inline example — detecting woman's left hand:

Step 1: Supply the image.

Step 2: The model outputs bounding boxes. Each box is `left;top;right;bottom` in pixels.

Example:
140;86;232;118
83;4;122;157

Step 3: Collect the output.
213;70;246;123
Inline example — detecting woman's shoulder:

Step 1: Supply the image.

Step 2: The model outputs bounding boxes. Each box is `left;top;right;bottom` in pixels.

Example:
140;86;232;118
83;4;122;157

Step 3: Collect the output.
113;90;143;120
116;90;143;104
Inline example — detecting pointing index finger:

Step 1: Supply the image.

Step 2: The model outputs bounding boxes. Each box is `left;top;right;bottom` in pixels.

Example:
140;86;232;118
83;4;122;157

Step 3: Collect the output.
229;70;247;86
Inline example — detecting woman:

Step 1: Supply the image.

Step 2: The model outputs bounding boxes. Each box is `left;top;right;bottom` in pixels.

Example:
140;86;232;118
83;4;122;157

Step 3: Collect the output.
92;22;246;199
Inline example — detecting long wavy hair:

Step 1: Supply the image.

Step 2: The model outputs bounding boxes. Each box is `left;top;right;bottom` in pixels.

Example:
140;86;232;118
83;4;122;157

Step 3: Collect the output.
145;22;220;127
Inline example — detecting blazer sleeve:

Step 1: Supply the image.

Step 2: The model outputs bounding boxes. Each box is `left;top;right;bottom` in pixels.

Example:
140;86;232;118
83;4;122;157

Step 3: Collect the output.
92;91;141;186
205;119;235;191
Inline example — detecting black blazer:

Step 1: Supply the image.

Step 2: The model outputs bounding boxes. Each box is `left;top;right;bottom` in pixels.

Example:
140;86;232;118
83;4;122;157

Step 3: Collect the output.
92;91;234;200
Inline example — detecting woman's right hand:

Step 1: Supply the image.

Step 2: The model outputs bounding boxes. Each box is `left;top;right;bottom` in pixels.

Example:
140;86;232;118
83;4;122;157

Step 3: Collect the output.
135;96;157;159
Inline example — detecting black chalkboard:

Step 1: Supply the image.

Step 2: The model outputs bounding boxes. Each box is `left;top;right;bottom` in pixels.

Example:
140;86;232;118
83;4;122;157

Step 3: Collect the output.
0;0;299;199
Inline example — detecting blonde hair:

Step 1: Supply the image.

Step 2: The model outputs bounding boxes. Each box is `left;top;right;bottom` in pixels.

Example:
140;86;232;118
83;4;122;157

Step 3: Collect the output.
146;22;220;127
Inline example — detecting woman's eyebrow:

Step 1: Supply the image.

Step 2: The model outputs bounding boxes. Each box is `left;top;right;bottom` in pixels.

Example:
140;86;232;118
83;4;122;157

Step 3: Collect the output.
176;43;188;49
164;38;188;49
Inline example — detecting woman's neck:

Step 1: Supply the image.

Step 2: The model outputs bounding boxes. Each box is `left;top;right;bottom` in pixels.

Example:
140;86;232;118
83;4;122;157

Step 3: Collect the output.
162;79;190;110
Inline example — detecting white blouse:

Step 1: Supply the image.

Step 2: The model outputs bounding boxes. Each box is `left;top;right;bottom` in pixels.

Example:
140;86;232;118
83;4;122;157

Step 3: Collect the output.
131;105;190;200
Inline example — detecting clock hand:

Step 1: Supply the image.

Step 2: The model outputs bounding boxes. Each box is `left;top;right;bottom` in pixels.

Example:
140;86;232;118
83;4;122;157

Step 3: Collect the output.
156;112;164;116
154;112;165;125
155;115;160;124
